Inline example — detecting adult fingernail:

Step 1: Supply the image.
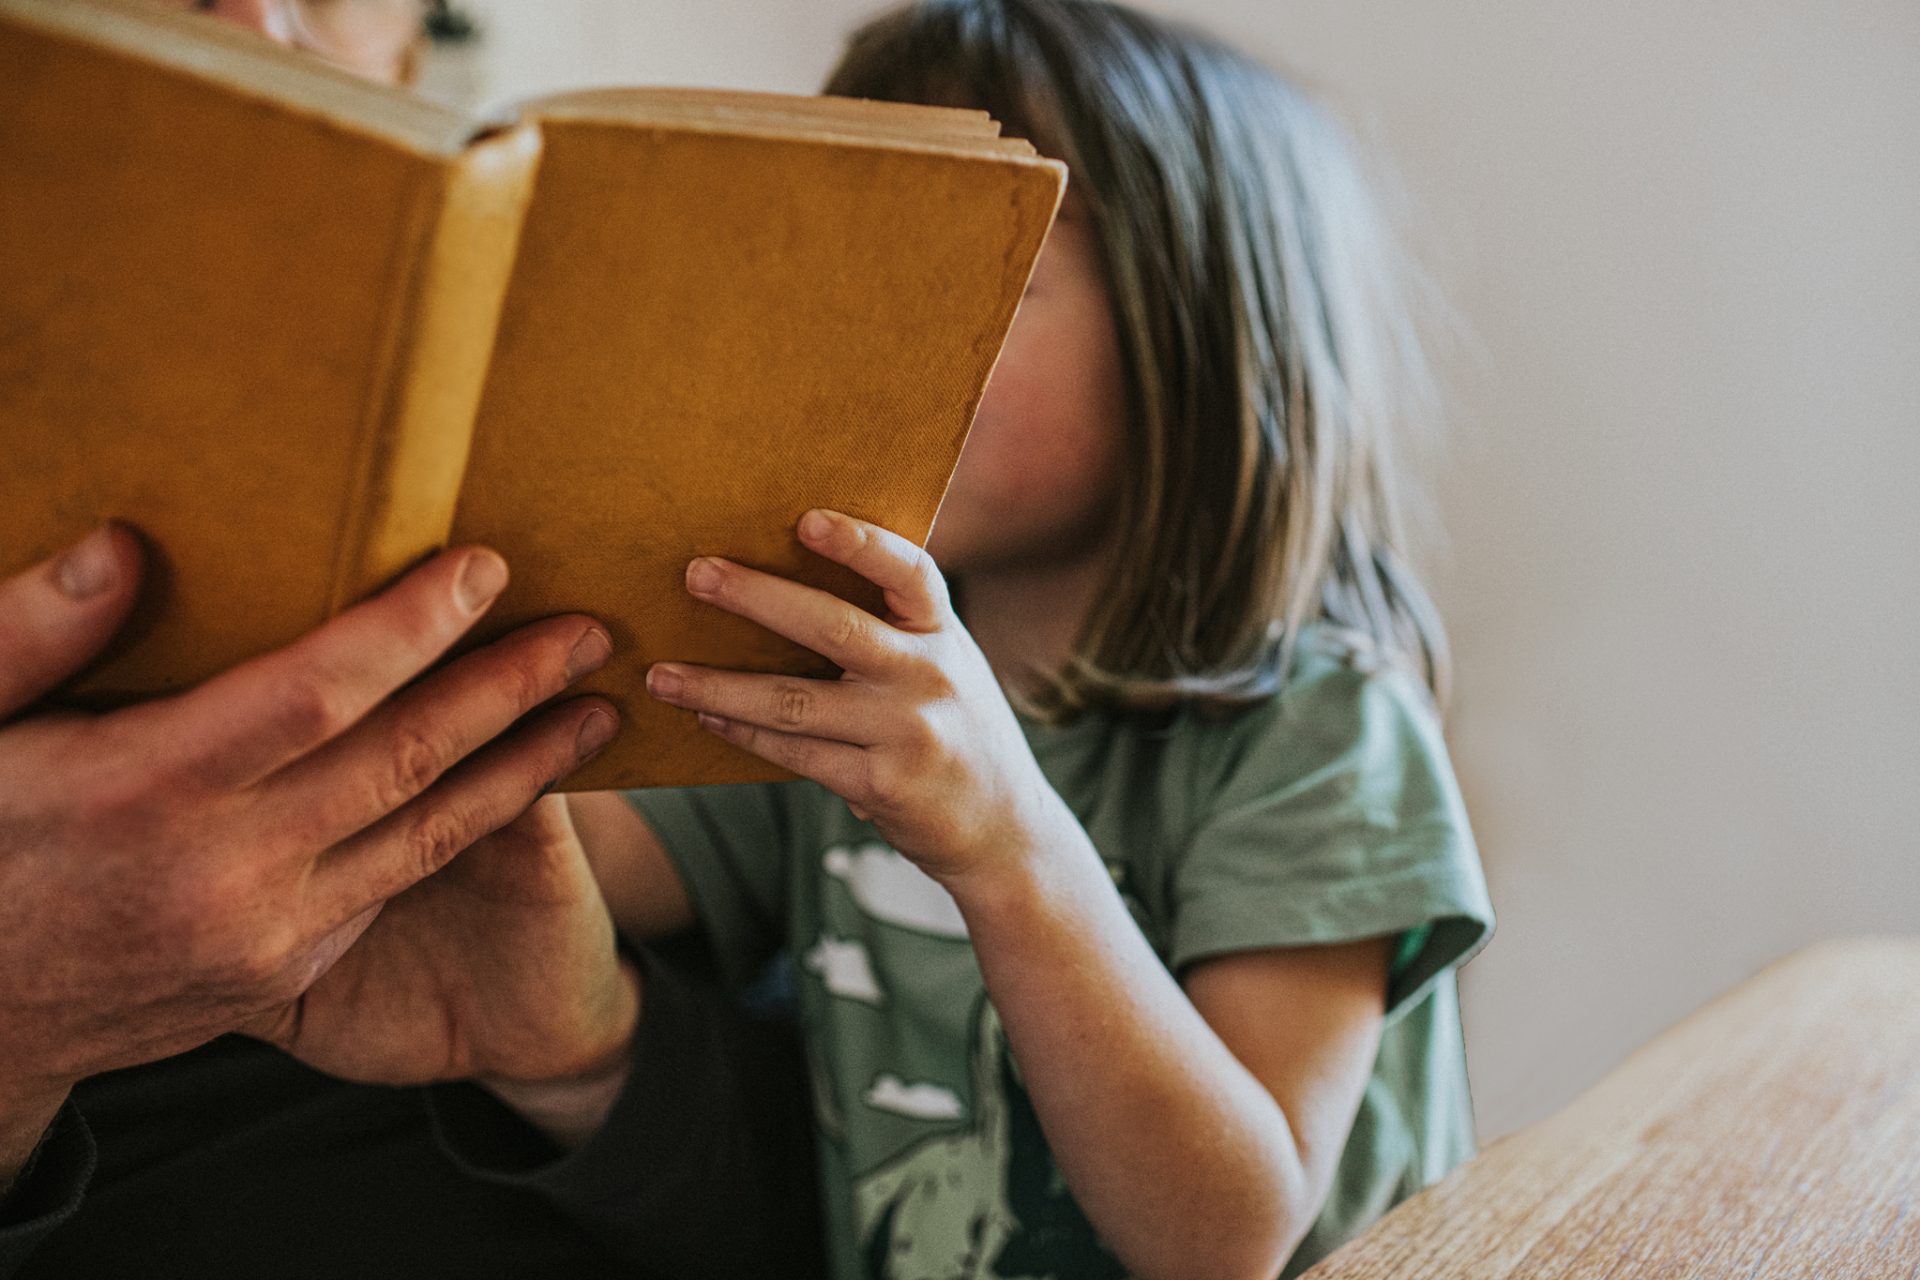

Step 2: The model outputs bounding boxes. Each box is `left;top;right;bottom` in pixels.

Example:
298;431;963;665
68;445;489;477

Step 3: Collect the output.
645;664;684;700
686;558;722;595
576;708;617;759
456;551;508;615
55;526;118;600
566;627;612;682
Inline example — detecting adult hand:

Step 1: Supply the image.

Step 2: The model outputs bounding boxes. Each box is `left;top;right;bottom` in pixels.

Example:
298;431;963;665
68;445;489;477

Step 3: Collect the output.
243;795;640;1146
0;526;617;1182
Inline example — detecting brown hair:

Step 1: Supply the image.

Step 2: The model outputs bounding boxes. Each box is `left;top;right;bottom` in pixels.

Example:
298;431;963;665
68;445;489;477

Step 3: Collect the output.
827;0;1452;715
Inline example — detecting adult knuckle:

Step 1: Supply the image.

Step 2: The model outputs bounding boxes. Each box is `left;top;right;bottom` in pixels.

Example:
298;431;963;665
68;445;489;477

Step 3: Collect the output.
230;923;301;993
380;721;451;808
499;644;558;710
398;804;475;884
278;675;357;746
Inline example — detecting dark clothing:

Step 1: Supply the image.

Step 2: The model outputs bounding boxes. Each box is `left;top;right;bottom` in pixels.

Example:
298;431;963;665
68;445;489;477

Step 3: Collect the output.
0;946;822;1279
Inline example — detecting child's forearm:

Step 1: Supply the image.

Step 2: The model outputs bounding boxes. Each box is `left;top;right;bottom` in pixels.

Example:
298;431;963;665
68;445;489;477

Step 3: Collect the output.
565;792;697;940
946;805;1314;1280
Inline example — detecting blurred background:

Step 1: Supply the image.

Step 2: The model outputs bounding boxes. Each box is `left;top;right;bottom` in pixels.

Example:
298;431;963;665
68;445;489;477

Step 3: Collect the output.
426;0;1919;1142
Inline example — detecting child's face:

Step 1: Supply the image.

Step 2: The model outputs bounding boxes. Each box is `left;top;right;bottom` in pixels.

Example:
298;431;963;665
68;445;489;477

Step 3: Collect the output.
172;0;425;84
926;196;1127;579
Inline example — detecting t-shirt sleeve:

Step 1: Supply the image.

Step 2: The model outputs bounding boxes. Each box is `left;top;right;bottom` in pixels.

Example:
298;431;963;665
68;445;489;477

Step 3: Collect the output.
621;781;800;990
0;1103;94;1279
1170;660;1495;1025
425;944;824;1280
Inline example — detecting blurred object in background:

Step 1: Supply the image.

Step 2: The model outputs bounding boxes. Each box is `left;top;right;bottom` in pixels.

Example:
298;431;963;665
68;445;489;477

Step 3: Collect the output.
414;0;484;101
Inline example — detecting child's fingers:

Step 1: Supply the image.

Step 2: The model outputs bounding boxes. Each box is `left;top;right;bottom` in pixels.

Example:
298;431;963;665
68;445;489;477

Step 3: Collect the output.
646;663;890;747
685;556;914;678
696;711;869;798
796;510;950;632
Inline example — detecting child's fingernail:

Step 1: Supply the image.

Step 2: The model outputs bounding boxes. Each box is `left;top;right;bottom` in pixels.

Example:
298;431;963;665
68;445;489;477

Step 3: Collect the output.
800;509;835;541
646;664;685;700
576;708;618;758
698;712;729;734
455;550;509;615
54;526;119;600
686;558;722;595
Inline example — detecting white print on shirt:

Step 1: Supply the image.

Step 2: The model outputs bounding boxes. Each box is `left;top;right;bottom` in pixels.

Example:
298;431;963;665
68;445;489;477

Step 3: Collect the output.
864;1075;966;1122
852;1000;1129;1279
855;1000;1016;1278
822;842;969;939
803;935;885;1005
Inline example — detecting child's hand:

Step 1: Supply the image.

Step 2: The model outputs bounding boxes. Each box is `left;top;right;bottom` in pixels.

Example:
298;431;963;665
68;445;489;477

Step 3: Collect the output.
644;509;1070;890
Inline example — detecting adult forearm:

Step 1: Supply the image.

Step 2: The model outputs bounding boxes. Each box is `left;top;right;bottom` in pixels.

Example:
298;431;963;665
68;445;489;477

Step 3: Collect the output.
948;815;1311;1280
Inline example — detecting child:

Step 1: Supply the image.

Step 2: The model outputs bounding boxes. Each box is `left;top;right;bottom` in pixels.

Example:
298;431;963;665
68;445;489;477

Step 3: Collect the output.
571;2;1495;1277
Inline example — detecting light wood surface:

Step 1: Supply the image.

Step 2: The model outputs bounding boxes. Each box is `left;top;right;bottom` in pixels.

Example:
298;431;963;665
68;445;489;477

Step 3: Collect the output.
1300;936;1920;1278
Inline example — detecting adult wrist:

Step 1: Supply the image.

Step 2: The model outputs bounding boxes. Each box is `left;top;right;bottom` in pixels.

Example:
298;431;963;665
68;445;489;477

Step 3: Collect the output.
474;959;641;1150
477;1051;633;1152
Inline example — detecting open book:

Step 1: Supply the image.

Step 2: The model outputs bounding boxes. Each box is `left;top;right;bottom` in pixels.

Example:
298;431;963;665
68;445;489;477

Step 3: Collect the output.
0;0;1065;789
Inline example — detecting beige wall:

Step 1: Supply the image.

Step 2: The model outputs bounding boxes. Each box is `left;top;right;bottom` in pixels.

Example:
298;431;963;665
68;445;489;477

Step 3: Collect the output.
446;1;1920;1140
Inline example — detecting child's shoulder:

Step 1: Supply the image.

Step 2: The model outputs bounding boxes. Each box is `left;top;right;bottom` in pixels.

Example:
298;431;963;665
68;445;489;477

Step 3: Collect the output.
1018;623;1452;844
1182;623;1446;790
1149;625;1491;986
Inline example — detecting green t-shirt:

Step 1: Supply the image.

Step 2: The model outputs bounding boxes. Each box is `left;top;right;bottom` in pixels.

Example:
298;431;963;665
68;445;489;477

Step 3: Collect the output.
627;628;1495;1279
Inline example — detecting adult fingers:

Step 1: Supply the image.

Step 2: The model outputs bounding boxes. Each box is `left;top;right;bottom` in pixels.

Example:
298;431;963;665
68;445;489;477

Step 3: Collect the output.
645;662;889;747
683;556;914;679
0;525;143;720
268;613;612;847
795;509;951;632
174;547;510;791
308;696;617;932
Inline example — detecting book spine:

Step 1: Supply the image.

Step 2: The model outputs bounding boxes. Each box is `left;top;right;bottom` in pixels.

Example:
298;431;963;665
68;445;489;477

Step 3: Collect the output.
328;121;544;614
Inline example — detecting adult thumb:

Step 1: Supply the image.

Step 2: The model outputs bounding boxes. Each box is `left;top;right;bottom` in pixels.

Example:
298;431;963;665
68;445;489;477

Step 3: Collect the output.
0;525;144;720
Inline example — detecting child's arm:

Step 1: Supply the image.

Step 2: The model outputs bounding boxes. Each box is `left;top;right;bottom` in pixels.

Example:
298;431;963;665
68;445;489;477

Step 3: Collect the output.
959;841;1392;1280
565;791;697;940
644;509;1390;1280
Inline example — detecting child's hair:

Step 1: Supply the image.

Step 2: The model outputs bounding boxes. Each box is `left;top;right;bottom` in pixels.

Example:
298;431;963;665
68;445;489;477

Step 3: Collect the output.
826;0;1454;715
